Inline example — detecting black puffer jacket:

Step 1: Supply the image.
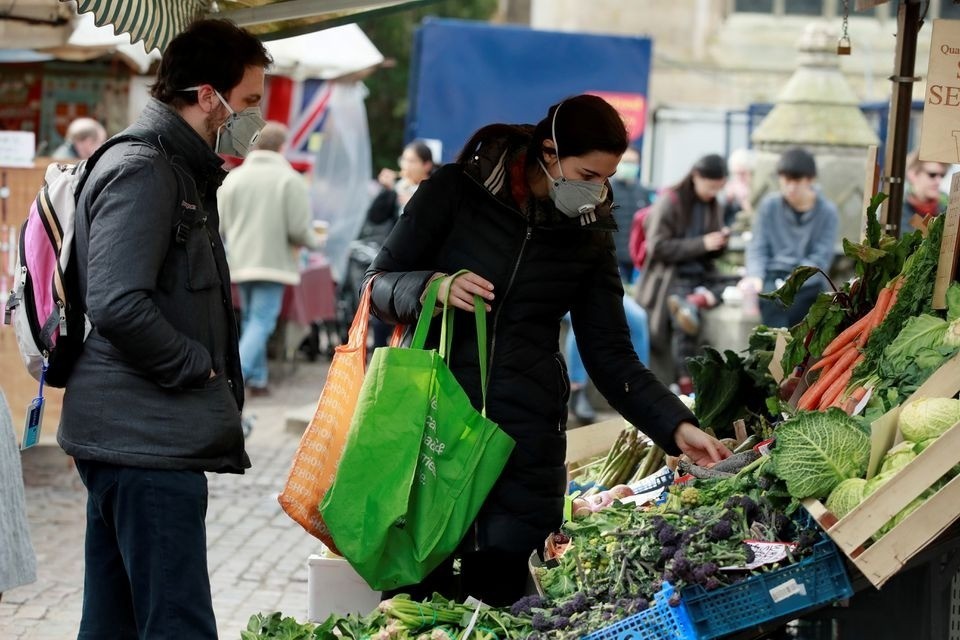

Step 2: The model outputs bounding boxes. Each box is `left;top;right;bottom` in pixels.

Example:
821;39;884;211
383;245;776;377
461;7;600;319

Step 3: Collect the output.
365;133;694;554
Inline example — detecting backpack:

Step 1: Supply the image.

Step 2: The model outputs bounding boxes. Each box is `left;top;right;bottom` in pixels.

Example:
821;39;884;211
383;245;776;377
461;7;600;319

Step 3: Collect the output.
628;189;678;269
4;132;194;388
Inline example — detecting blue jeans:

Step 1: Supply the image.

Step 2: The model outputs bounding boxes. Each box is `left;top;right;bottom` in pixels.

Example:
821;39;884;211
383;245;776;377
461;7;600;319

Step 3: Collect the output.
237;281;285;388
566;295;651;386
74;460;217;640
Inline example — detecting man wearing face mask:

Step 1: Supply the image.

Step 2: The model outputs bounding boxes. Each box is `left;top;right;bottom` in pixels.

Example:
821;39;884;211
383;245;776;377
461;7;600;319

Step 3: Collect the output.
59;20;271;639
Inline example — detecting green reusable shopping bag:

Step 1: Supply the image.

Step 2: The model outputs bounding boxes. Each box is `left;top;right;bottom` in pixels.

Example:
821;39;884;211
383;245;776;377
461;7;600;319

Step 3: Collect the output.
319;274;515;591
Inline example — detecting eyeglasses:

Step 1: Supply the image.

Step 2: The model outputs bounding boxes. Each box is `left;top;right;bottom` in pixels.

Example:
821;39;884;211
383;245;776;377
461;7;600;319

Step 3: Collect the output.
924;171;945;180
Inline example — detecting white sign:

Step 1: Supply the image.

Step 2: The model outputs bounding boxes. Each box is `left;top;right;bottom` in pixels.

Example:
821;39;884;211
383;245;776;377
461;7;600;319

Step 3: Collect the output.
919;20;960;164
0;131;36;168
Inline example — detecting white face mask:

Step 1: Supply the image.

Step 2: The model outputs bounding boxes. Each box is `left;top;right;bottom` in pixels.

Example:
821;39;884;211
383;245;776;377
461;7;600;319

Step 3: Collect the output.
541;103;607;218
185;86;266;157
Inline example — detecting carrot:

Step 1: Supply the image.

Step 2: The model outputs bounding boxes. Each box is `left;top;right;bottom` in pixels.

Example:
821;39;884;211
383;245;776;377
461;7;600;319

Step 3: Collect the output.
821;313;872;358
797;347;861;411
856;285;893;347
842;386;869;415
818;368;854;411
809;342;856;372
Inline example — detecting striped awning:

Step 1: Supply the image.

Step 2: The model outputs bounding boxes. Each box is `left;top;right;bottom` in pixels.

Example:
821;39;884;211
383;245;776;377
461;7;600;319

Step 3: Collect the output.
67;0;439;53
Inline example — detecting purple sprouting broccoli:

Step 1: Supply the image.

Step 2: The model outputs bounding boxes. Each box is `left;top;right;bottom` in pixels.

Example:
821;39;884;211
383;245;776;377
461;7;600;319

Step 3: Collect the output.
662;570;677;584
659;545;677;563
691;561;720;583
708;520;734;541
550;615;572;631
657;524;679;546
743;543;756;564
704;576;722;591
796;528;819;552
738;496;759;520
509;594;547;616
668;592;682;607
531;613;552;632
633;597;650;612
568;591;590;614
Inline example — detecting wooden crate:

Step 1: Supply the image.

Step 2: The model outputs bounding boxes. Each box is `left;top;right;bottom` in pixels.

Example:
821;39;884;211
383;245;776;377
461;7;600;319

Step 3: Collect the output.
803;351;960;589
564;417;628;466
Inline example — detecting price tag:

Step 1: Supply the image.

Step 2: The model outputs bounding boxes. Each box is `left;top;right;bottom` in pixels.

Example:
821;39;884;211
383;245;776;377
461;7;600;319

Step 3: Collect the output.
768;578;808;603
721;540;797;571
21;396;44;450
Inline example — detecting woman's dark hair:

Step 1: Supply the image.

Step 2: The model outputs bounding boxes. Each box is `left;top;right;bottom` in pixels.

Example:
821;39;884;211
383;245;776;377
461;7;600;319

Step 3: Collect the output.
532;94;628;161
150;19;272;109
456;94;628;165
406;140;434;165
672;154;726;212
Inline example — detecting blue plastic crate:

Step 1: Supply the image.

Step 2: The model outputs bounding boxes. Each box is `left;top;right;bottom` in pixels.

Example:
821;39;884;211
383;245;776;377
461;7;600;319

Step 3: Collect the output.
581;582;697;640
681;537;853;640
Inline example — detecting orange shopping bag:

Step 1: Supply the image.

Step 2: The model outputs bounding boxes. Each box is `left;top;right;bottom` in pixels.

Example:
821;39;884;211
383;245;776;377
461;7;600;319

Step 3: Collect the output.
278;281;394;550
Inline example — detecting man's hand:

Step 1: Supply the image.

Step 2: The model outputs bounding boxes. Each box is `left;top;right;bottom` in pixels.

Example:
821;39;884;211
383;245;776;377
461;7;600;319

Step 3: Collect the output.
739;276;763;293
436;271;495;313
377;168;398;189
674;421;730;466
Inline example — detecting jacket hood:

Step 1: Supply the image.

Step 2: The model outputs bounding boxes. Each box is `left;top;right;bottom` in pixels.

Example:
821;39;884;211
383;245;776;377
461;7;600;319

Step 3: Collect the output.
460;129;617;232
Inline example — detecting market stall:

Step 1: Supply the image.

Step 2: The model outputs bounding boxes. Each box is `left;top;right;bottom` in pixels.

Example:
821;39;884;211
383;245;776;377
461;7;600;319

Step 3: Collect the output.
250;168;960;639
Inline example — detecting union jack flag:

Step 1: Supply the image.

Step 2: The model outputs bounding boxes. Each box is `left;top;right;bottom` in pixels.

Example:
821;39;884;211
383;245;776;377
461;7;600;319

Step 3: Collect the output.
262;75;333;165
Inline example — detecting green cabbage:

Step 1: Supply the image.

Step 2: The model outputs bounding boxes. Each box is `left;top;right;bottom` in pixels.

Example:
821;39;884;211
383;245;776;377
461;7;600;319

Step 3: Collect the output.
879;441;918;474
899;397;960;442
771;409;871;499
863;470;898;498
825;478;867;520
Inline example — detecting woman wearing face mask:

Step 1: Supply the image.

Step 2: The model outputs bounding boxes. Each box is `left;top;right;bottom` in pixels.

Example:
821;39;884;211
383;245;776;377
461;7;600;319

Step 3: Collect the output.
635;154;730;396
364;94;729;606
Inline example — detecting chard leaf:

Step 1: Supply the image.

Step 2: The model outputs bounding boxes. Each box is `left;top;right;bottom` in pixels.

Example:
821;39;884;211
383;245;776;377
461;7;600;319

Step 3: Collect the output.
759;266;825;306
770;409;871;499
843;238;887;265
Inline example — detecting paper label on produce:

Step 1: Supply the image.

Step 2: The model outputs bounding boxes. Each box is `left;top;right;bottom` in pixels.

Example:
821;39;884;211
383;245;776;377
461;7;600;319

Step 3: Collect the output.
629;465;674;494
755;439;775;457
721;541;796;571
852;387;873;416
460;598;486;635
768;578;807;603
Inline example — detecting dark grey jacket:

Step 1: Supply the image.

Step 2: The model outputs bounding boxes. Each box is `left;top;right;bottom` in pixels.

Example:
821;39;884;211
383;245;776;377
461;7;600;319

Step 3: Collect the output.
365;132;693;554
59;99;248;473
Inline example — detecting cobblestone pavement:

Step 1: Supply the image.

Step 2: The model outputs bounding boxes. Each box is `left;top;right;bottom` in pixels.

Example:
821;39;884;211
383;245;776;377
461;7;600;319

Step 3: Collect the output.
1;359;331;640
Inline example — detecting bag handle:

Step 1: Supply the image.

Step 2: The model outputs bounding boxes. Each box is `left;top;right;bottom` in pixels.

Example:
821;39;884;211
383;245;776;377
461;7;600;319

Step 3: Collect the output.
346;279;377;357
411;271;490;413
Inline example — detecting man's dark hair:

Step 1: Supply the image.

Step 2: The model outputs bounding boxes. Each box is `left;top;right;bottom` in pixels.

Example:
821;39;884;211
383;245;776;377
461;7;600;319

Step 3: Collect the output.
151;19;272;109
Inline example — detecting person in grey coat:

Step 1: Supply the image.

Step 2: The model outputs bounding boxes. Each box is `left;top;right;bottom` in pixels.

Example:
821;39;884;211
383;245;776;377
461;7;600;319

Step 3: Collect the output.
59;20;271;639
0;388;37;600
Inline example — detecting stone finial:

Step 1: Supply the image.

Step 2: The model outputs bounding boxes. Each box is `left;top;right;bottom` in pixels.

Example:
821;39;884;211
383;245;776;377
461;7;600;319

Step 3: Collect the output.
798;21;841;69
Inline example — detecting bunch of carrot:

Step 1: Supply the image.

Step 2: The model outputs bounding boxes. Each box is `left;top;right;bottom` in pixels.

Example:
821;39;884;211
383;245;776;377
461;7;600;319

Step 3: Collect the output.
795;276;904;413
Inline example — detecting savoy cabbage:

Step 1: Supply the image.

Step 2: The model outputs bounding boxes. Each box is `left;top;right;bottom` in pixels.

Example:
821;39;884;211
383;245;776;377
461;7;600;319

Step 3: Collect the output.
770;409;870;499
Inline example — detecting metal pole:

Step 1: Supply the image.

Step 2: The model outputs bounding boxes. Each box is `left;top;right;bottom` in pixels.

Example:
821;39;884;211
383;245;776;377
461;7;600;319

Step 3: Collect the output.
881;0;921;238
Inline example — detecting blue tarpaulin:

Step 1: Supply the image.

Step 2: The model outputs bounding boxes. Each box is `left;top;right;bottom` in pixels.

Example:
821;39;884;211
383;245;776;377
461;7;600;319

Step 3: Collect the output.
406;18;652;163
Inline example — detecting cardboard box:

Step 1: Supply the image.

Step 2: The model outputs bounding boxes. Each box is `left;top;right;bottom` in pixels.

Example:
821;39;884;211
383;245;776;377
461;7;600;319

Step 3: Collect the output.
306;553;381;622
803;351;960;588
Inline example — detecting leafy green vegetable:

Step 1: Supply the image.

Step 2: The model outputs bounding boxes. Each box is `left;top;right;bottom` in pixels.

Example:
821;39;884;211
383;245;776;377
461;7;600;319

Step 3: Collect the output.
899;397;960;442
780;197;921;376
689;327;783;438
770;409;871;499
853;215;945;385
881;315;949;368
825;478;867;519
759;266;827;307
879;441;918;474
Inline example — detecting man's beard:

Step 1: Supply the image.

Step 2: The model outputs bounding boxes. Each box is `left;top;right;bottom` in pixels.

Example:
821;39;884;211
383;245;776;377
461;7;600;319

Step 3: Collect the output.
204;106;228;147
